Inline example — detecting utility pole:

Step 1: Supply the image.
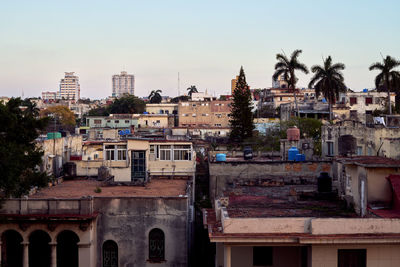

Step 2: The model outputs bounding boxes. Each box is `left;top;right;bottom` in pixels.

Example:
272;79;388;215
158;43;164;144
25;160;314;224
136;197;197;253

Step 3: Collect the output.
178;72;180;96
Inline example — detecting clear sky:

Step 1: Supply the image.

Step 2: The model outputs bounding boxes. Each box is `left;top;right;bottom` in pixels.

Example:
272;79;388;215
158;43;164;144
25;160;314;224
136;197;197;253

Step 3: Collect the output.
0;0;399;99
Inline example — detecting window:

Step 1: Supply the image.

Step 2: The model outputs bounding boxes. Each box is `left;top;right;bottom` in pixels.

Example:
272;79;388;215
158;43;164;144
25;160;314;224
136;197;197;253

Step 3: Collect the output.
350;97;357;105
94;119;102;125
357;146;363;156
160;145;171;160
365;97;373;105
114;120;119;123
173;145;192;161
125;120;130;123
350;110;358;120
192;114;197;117
338;249;366;267
149;229;165;262
103;240;118;267
327;141;334;156
182;113;188;117
215;124;222;127
253;246;273;266
105;145;127;161
192;104;196;107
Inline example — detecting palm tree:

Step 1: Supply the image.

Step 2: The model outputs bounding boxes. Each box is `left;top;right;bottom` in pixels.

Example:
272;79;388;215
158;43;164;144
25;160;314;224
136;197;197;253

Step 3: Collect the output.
273;50;309;117
369;55;400;115
148;90;162;104
187;85;198;97
308;56;347;120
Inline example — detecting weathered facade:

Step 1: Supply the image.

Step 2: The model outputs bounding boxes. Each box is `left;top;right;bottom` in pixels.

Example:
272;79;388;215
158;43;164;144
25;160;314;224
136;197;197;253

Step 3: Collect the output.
0;179;190;267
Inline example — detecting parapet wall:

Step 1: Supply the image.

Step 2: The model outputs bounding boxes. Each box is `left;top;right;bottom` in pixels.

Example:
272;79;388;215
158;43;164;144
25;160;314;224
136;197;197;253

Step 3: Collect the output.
209;160;332;201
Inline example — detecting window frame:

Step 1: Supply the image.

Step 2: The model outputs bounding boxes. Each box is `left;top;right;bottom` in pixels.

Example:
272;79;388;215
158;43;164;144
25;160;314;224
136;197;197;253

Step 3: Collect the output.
148;228;165;262
104;144;127;161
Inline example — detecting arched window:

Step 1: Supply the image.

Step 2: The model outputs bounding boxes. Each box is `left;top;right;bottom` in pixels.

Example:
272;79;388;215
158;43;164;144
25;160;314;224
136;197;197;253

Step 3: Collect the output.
1;230;23;267
149;228;165;262
57;230;80;267
29;230;51;267
103;240;118;267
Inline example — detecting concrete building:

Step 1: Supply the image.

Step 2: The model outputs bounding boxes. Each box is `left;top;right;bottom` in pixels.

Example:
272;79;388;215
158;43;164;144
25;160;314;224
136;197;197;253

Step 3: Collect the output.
204;156;400;267
112;71;135;97
191;91;216;101
178;100;232;128
0;179;191;267
272;74;288;89
340;90;395;123
321;119;400;159
231;76;239;95
60;72;80;101
146;103;178;115
42;91;61;102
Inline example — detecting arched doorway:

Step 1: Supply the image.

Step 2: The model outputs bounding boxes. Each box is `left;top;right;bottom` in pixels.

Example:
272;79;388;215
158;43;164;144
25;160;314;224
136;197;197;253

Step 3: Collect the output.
103;240;118;267
57;230;80;267
29;230;51;267
1;230;23;267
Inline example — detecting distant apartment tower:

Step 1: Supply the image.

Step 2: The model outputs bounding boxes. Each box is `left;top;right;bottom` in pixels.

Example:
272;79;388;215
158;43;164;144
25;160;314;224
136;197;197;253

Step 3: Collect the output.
112;71;135;97
231;76;239;95
59;72;80;101
42;91;60;102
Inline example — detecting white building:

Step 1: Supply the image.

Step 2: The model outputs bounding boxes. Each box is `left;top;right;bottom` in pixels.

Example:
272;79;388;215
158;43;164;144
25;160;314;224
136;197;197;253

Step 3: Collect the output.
112;71;135;97
59;72;80;101
42;91;61;102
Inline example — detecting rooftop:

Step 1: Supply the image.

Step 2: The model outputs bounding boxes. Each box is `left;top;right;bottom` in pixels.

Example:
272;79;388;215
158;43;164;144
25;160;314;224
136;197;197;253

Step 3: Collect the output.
30;179;187;199
337;156;400;167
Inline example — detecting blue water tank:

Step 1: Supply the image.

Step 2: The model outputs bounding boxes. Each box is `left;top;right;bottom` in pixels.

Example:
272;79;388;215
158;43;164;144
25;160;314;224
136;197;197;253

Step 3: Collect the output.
363;88;368;92
288;147;299;161
322;98;327;103
295;153;305;162
216;153;226;162
143;111;149;114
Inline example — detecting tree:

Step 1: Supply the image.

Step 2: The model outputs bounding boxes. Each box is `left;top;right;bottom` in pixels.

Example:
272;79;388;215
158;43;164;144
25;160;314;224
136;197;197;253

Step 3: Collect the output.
108;95;145;114
273;50;309;117
308;56;347;120
149;90;163;104
369;55;400;114
41;106;76;127
187;85;198;97
229;66;254;142
170;95;189;103
0;98;50;197
88;106;110;116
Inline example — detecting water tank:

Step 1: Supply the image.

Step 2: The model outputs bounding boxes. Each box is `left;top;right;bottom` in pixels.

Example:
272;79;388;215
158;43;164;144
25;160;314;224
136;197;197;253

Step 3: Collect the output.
363;88;368;92
338;135;356;156
216;153;226;162
287;127;300;141
295;154;305;162
288;147;299;161
318;172;332;193
243;146;253;160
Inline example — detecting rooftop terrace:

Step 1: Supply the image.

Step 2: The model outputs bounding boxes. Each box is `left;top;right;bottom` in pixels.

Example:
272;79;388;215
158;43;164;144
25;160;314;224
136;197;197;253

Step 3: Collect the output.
30;179;188;199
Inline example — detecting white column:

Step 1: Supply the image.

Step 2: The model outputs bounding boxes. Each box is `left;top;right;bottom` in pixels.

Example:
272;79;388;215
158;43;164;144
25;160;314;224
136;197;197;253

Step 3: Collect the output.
50;242;57;267
21;241;29;267
224;244;231;267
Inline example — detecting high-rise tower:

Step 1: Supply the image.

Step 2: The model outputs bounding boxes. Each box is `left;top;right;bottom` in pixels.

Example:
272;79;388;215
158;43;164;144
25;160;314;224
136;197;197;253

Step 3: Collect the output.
59;72;80;101
112;71;135;97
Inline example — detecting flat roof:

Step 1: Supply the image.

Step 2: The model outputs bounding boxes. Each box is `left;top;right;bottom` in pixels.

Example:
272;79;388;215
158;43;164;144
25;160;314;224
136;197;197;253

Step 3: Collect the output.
337;156;400;167
30;179;187;199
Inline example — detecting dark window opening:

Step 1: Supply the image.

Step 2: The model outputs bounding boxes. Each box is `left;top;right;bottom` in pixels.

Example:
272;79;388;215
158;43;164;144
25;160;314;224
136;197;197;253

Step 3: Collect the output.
29;230;51;267
253;246;273;266
365;97;373;105
338;249;366;267
1;230;23;267
57;230;79;267
149;228;165;262
350;97;357;105
103;240;118;267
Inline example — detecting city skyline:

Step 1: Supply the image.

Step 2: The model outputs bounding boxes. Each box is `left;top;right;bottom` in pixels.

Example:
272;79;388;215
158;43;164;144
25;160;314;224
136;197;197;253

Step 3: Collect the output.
0;0;399;99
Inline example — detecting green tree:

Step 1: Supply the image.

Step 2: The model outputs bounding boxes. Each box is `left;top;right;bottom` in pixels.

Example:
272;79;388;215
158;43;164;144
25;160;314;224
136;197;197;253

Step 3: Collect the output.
109;95;145;114
308;56;347;120
369;55;400;114
0;98;50;197
187;85;198;97
273;50;309;117
148;89;163;104
229;66;254;142
87;106;110;116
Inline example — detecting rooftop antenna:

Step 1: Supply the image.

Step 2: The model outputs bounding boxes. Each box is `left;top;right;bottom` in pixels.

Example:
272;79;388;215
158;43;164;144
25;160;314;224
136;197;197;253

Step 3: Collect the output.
178;72;180;96
21;89;24;99
380;52;385;60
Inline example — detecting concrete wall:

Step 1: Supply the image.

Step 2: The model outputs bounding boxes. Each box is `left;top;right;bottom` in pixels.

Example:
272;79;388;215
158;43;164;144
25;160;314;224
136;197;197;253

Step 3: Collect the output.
312;244;400;267
321;121;400;159
94;197;188;267
209;161;332;201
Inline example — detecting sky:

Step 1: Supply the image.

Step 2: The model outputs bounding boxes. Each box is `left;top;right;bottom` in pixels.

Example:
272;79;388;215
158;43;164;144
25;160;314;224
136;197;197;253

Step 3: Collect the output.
0;0;399;99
